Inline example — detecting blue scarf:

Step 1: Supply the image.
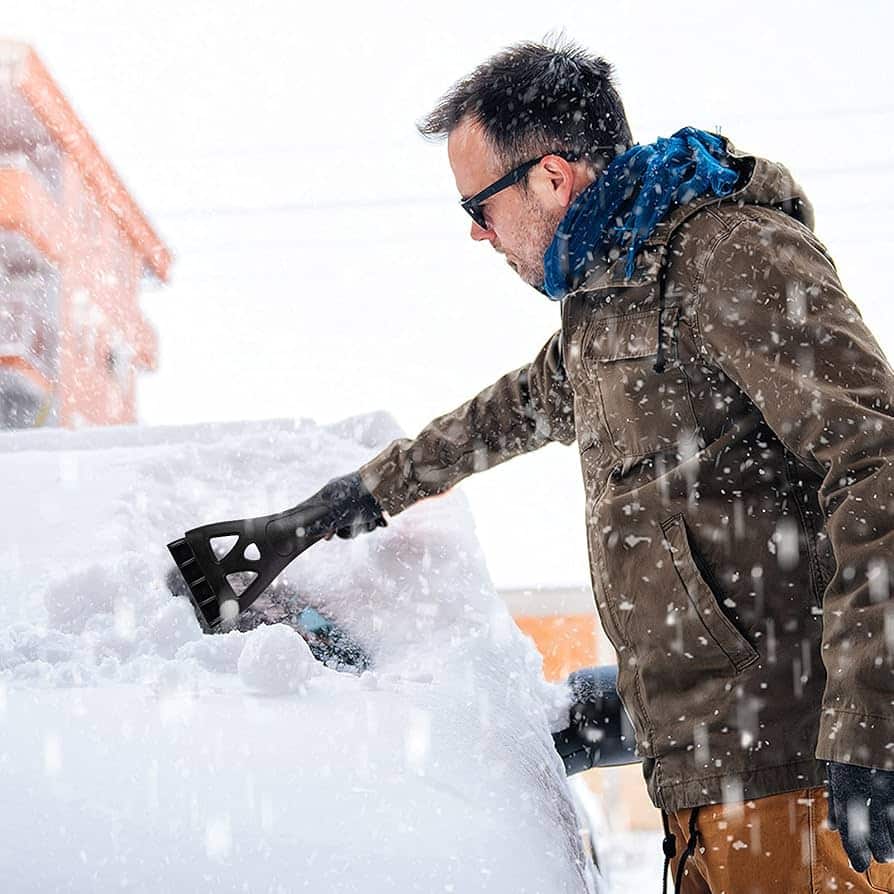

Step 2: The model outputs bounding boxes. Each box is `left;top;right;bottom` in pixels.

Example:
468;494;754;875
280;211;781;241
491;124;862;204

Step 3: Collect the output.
542;127;742;300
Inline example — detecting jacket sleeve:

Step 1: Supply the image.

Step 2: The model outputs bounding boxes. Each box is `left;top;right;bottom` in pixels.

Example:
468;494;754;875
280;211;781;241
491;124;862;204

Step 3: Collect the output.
697;213;894;770
358;330;576;517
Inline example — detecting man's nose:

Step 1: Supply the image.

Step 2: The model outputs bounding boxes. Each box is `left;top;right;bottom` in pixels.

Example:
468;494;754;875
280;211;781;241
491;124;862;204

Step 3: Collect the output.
470;220;493;242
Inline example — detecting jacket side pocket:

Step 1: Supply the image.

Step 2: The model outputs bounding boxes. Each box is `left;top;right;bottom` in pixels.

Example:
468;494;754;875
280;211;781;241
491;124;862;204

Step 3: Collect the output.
660;513;759;673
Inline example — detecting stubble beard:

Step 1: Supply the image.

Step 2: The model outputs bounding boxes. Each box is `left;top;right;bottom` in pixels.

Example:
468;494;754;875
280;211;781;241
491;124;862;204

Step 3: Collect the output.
512;197;564;289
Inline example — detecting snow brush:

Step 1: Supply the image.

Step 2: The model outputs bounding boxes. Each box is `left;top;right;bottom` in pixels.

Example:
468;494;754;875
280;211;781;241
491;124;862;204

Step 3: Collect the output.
167;473;386;632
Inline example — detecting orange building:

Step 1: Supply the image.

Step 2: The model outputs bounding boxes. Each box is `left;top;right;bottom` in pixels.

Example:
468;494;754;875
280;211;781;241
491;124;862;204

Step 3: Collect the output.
0;41;171;428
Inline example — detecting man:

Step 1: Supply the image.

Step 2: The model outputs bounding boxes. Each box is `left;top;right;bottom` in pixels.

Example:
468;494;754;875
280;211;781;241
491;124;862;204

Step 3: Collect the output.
246;40;894;891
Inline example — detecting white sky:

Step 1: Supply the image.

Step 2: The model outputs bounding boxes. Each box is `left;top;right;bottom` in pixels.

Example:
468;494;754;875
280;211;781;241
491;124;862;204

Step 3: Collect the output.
6;1;894;588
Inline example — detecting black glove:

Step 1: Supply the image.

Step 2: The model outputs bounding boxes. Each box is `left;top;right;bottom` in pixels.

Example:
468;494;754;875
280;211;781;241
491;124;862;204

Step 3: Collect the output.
827;761;894;872
308;472;387;540
552;665;639;775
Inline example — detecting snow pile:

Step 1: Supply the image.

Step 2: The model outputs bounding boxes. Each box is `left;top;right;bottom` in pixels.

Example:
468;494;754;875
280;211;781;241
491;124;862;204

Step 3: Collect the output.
237;623;319;694
0;415;595;893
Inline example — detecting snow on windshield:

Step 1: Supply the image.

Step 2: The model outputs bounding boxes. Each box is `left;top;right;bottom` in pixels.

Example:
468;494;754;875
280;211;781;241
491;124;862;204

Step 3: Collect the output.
0;414;596;893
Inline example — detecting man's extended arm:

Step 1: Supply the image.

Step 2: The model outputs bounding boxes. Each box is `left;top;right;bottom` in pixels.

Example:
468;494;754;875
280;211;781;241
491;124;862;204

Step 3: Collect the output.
696;212;894;770
359;330;576;516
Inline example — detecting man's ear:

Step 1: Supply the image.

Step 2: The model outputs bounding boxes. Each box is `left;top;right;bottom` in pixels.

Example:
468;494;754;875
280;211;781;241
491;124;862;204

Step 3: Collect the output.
539;155;578;209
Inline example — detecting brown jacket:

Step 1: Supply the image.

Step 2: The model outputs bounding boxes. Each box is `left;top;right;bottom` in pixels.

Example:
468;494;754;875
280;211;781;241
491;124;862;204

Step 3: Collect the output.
359;139;894;811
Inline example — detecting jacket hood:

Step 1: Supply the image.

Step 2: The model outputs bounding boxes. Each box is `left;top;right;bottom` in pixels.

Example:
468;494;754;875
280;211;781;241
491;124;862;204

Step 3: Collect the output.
576;135;816;293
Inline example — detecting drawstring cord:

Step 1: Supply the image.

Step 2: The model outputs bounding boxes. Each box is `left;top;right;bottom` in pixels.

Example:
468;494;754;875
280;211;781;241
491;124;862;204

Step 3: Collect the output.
674;806;701;893
661;810;676;894
652;250;671;374
653;291;668;373
661;806;701;894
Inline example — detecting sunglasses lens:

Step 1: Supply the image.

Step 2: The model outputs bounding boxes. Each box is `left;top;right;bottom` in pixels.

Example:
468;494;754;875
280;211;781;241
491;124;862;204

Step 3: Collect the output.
470;204;487;230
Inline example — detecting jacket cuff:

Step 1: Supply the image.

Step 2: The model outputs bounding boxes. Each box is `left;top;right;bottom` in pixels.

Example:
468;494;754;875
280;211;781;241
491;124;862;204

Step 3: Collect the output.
357;440;417;518
816;707;894;770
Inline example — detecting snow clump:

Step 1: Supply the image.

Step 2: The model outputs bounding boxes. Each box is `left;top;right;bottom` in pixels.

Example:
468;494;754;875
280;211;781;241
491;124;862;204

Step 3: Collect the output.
237;623;319;694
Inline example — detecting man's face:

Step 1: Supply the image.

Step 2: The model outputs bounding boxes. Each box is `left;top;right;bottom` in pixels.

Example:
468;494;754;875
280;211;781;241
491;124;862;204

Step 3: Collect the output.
447;118;569;289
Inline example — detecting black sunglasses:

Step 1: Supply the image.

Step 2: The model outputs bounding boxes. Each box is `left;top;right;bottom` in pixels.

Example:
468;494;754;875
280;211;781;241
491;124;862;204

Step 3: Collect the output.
460;151;581;230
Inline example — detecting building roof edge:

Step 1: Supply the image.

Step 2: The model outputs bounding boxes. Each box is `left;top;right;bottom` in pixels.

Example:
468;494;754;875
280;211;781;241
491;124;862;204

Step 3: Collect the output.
2;40;172;283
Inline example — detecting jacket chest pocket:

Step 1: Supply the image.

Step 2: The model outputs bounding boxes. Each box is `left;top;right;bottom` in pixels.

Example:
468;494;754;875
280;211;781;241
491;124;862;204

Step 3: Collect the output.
584;308;699;458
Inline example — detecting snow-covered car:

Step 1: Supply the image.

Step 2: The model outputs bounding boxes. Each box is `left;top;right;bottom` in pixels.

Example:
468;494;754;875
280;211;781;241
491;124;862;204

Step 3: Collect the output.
0;414;602;893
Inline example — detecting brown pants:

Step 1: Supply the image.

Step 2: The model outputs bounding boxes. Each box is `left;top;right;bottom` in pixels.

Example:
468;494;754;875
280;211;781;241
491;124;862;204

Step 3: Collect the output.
665;787;894;894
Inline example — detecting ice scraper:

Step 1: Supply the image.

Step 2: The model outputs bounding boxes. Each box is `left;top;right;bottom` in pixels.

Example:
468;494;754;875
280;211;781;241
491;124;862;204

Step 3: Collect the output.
167;472;386;632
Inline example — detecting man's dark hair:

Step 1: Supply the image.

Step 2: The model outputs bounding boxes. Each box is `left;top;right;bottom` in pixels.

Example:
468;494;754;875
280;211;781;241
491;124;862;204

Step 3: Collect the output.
419;38;632;173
